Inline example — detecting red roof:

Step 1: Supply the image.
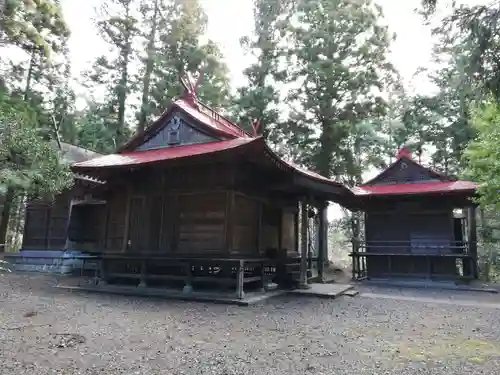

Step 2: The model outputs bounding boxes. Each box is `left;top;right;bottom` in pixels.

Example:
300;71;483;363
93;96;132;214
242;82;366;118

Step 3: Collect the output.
73;138;255;169
174;99;249;139
351;147;477;197
119;99;250;152
71;81;352;198
352;180;476;196
71;135;351;195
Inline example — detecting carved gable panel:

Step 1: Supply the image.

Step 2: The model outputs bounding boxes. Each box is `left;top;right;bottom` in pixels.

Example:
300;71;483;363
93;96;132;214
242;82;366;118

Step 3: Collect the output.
368;159;440;186
136;113;217;151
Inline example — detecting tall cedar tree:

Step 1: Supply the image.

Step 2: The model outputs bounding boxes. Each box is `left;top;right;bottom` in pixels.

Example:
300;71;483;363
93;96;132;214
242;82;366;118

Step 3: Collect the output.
86;0;139;146
235;0;295;139
285;0;396;185
137;0;161;131
422;0;500;101
147;0;231;119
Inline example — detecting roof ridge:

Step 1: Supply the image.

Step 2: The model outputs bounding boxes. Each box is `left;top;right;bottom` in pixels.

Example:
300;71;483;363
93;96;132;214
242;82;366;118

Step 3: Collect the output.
195;100;251;138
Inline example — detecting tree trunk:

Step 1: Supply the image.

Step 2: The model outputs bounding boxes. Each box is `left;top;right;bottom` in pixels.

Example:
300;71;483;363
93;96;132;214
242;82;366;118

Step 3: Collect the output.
480;207;494;282
24;48;36;101
116;4;134;144
138;0;160;132
0;188;15;252
316;120;336;177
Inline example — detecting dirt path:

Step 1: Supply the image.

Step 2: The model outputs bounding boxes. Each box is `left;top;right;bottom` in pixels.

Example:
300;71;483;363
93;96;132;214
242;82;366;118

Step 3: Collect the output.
1;273;500;374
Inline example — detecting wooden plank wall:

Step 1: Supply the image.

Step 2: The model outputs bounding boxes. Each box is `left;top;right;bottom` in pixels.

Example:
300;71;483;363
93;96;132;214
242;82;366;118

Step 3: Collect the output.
176;192;226;253
101;162;300;257
232;194;259;255
23;190;72;250
104;191;127;251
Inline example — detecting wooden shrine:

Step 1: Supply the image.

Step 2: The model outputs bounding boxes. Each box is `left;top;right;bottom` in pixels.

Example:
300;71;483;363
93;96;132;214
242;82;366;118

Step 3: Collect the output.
350;148;478;282
70;74;355;298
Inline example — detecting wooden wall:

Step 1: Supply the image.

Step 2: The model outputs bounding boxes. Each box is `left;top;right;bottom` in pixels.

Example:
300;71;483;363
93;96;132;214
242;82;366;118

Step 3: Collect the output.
176;192;226;253
99;162;299;258
104;189;127;252
23;190;72;250
365;208;454;255
233;193;260;255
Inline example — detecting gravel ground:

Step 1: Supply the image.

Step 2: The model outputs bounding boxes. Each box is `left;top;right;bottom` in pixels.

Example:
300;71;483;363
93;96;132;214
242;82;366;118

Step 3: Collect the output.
2;274;500;375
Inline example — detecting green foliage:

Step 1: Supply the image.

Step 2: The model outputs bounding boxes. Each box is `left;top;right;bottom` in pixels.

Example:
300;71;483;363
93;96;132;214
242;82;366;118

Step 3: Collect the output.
234;0;295;140
0;0;69;57
422;1;500;101
147;0;231;116
0;91;73;199
283;0;397;182
73;104;126;154
83;0;232;140
84;0;139;145
463;100;500;209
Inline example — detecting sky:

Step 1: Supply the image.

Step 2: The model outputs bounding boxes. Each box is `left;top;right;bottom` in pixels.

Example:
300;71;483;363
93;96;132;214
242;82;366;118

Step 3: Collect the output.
62;0;444;95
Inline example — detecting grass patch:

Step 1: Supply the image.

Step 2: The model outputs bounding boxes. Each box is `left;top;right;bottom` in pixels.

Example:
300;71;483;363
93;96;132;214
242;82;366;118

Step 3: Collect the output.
391;338;500;364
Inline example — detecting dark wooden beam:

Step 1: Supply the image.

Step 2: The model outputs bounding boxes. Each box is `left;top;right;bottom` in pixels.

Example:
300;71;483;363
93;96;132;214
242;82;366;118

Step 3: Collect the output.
317;202;328;282
299;200;309;288
225;191;235;254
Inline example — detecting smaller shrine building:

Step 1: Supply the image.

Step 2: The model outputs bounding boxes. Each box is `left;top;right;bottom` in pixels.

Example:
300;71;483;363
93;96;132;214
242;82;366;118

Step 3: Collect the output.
350;148;478;282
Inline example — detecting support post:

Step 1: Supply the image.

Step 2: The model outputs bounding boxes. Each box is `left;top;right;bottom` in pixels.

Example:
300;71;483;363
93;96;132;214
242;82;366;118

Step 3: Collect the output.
183;262;193;294
98;259;108;286
138;259;147;288
299;201;310;289
351;212;361;280
236;260;245;299
317;202;328;283
259;261;266;292
64;198;77;252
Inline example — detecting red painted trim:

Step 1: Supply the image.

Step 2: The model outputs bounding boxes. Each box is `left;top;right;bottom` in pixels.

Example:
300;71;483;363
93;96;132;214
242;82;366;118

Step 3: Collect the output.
352;180;476;196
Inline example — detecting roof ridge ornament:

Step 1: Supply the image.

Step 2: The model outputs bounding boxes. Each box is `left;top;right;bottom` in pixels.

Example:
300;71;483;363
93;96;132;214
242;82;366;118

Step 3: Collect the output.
180;68;204;109
396;147;412;160
250;118;261;137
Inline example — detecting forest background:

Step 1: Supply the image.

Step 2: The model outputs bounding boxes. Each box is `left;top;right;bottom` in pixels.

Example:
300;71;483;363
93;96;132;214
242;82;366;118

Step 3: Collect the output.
2;0;500;279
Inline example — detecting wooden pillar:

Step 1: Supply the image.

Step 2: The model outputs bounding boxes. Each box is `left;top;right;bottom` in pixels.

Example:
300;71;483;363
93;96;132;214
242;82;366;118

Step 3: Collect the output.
351;212;361;280
64;198;77;251
236;259;245;299
183;262;193;294
98;258;108;285
317;202;328;282
299;200;310;288
225;191;235;254
468;205;478;279
138;259;147;288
